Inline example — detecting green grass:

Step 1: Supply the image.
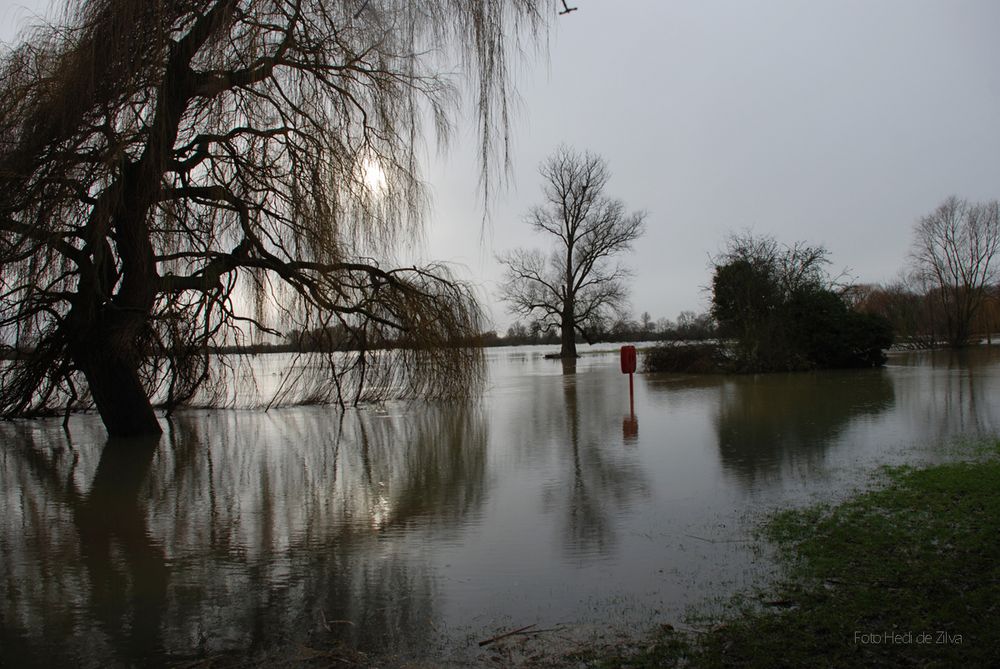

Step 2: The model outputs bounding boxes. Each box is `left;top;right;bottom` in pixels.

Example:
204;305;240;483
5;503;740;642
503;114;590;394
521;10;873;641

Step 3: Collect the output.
585;440;1000;668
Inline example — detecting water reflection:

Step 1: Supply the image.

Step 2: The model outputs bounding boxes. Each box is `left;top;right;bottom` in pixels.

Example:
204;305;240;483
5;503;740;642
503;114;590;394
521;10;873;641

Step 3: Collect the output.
79;437;168;665
622;412;639;443
1;430;166;666
1;404;489;665
890;349;1000;441
3;348;1000;667
542;360;649;558
709;370;896;486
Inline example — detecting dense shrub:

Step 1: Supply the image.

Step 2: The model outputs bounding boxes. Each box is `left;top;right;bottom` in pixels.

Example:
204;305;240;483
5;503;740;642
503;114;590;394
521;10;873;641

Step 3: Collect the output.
706;233;894;373
786;288;894;368
642;342;727;373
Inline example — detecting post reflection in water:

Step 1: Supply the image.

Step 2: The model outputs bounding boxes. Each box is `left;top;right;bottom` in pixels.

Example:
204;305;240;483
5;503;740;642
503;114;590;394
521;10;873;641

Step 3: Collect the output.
622;413;639;443
542;356;650;557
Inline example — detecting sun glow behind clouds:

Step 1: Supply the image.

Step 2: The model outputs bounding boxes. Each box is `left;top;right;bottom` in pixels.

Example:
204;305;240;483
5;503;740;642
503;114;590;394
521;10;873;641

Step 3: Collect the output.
360;157;387;195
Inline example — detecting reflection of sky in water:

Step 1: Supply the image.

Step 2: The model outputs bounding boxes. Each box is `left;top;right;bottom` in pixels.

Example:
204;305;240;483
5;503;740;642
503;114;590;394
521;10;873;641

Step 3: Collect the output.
3;346;1000;666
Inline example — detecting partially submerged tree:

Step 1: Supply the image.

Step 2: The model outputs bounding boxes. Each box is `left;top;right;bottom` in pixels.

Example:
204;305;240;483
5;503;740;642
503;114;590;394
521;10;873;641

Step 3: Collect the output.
910;196;1000;347
497;146;646;358
0;0;554;436
711;233;830;370
710;232;892;372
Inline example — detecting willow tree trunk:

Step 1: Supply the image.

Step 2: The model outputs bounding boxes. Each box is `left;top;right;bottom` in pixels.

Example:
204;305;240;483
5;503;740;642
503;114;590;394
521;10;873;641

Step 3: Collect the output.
59;16;199;438
70;312;162;437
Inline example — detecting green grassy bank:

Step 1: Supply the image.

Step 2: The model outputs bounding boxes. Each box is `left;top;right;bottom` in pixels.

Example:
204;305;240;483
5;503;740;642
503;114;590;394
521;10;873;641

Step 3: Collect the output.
585;441;1000;668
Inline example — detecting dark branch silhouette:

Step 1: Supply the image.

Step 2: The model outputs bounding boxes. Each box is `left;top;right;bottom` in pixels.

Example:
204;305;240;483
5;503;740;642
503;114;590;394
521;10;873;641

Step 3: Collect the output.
910;196;1000;347
0;0;552;436
497;146;645;358
559;1;578;15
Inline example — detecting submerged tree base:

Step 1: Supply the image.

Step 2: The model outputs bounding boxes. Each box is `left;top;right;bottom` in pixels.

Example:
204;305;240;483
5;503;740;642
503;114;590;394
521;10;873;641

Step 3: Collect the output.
579;441;1000;668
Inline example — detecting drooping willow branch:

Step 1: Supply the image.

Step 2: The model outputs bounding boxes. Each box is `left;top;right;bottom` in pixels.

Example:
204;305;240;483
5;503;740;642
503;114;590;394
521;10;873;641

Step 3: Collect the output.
0;0;553;427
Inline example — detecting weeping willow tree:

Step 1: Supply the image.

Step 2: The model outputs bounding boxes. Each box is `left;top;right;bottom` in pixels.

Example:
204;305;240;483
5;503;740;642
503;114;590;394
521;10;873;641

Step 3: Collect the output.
0;0;552;436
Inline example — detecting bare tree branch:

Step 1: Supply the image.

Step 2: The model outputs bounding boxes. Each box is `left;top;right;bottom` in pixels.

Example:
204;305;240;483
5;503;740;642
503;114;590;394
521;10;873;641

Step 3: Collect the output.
0;0;554;435
497;145;645;357
910;196;1000;347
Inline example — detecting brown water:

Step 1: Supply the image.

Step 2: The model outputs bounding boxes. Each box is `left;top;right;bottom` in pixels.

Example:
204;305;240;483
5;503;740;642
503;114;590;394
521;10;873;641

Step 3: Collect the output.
3;346;1000;666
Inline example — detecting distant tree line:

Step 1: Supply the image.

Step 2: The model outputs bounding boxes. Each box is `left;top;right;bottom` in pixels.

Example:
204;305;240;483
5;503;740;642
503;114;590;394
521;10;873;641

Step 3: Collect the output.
24;192;989;364
852;281;999;349
487;309;716;348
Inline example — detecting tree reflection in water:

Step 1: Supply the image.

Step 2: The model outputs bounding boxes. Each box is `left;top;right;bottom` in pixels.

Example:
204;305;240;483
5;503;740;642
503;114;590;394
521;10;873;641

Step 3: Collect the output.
1;403;488;666
713;369;895;486
5;348;1000;667
890;348;1000;442
540;358;649;558
2;426;168;667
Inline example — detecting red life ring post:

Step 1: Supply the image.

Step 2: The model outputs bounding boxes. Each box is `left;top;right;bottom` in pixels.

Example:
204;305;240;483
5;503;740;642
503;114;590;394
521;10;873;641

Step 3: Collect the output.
620;345;637;416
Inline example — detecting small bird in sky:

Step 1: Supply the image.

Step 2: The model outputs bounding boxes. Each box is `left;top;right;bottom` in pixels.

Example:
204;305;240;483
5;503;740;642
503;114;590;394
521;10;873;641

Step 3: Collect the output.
559;1;578;16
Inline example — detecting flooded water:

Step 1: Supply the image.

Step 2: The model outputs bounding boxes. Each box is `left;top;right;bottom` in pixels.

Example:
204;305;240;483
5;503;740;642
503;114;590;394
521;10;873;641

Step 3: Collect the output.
3;346;1000;666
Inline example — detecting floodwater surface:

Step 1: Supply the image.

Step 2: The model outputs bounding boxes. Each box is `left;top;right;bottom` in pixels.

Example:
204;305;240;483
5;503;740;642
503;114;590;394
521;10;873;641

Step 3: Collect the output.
2;346;1000;666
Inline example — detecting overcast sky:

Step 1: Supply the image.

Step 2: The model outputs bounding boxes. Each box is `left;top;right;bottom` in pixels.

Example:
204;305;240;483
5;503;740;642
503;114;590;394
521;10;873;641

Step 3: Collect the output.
4;1;1000;331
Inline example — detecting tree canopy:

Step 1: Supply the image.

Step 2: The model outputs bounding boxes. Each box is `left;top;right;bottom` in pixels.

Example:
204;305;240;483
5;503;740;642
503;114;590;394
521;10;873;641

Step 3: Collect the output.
710;233;892;372
910;196;1000;347
0;0;554;435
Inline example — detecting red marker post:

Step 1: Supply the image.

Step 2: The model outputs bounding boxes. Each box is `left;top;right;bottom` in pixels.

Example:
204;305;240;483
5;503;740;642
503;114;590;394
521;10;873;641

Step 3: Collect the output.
620;345;638;442
620;345;637;414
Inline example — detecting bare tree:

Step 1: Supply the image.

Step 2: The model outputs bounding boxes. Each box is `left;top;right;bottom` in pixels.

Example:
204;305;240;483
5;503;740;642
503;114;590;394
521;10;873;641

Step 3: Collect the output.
497;146;645;358
911;196;1000;347
0;0;555;436
640;311;653;334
